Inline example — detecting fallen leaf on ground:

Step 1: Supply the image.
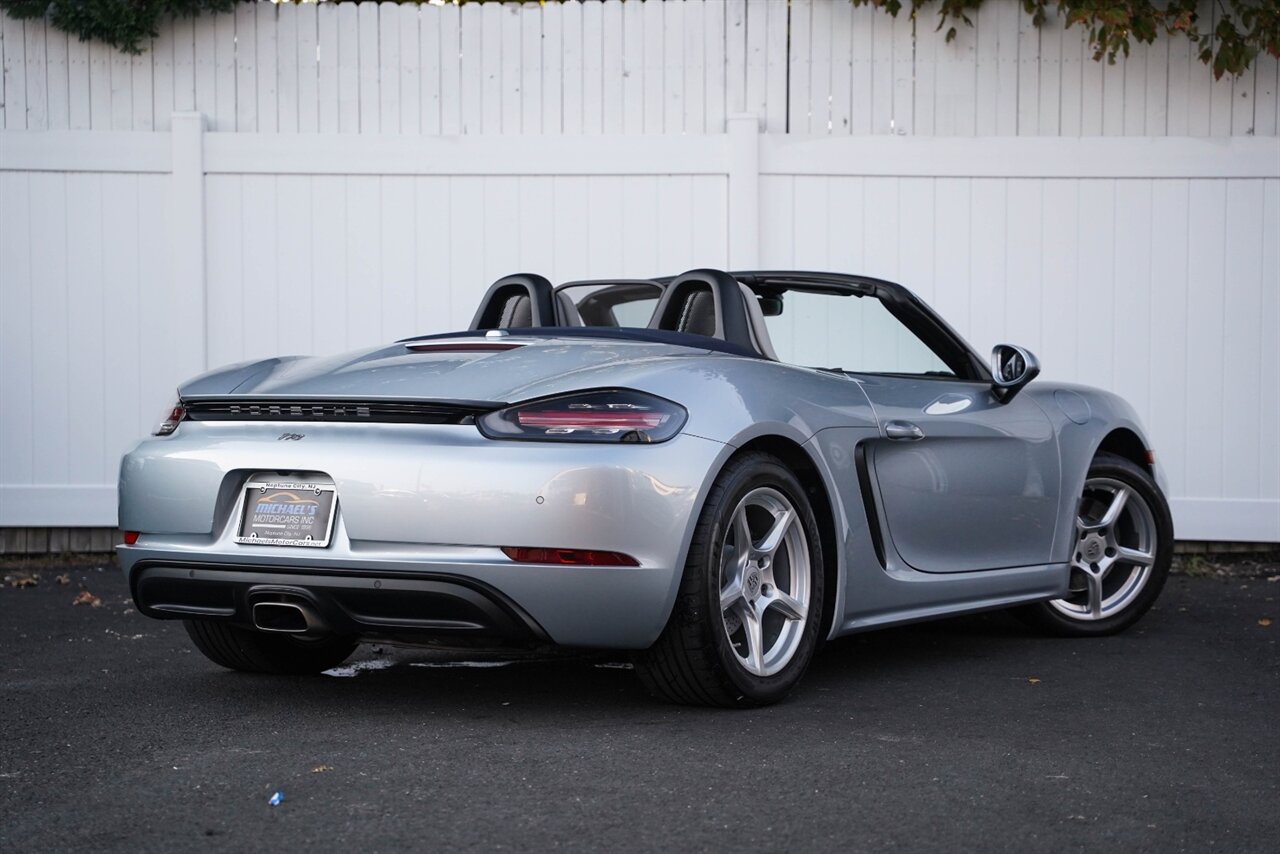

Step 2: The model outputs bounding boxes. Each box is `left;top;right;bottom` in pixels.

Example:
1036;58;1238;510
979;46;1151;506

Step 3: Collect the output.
1028;677;1042;684
1259;617;1273;627
55;574;70;585
73;590;102;607
311;765;334;774
4;574;37;588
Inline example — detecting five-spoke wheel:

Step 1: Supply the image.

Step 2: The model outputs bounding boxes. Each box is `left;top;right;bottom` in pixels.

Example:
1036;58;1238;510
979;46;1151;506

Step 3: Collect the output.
718;487;811;677
1020;452;1172;636
1052;477;1158;621
636;452;825;707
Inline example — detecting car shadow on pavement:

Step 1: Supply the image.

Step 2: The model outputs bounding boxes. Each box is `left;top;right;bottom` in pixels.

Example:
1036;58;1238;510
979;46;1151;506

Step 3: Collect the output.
164;608;1051;718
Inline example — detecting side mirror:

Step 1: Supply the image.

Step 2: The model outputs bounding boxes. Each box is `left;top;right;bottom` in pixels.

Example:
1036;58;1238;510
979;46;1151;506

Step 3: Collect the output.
990;344;1040;403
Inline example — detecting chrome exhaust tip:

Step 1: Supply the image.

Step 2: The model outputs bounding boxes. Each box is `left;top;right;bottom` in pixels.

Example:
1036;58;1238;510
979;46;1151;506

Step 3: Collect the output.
252;601;314;633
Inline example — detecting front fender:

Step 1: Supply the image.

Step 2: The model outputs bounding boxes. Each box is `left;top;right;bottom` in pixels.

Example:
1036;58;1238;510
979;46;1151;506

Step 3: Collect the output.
1028;383;1165;563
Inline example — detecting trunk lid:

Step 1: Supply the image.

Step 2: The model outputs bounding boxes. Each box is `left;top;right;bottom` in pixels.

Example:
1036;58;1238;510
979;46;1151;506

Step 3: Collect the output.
180;336;712;404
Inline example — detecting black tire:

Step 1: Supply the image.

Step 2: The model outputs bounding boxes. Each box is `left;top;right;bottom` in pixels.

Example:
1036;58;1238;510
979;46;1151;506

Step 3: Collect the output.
183;619;358;675
1017;452;1173;637
635;451;825;707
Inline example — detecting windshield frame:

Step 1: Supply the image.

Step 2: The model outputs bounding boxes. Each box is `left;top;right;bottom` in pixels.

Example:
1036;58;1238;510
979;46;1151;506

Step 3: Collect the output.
726;271;992;383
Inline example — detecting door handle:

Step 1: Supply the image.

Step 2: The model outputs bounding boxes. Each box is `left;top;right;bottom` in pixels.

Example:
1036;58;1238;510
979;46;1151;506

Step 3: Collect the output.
884;420;925;441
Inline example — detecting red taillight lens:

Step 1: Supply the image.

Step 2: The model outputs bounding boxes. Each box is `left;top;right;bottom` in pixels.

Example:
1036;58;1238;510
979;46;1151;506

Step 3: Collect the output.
122;531;140;545
501;547;639;567
154;402;185;436
477;389;686;443
516;410;666;430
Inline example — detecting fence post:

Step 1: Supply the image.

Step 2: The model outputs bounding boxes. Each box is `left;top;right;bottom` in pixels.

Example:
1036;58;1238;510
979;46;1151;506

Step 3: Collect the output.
727;114;760;268
170;112;208;372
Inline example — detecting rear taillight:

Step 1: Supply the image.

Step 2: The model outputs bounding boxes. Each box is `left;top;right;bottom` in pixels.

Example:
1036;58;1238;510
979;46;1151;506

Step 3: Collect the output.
501;547;639;567
477;389;686;444
154;402;185;436
122;531;140;545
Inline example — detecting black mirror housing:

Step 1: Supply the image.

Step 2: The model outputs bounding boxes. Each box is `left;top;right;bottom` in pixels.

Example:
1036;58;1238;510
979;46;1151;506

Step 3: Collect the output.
991;344;1040;403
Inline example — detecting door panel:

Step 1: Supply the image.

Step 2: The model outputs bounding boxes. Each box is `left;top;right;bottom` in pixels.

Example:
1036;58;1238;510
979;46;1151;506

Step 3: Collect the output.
858;377;1061;572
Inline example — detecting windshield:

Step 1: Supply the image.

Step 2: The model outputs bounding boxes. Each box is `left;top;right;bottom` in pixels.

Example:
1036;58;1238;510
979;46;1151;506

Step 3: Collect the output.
760;290;956;377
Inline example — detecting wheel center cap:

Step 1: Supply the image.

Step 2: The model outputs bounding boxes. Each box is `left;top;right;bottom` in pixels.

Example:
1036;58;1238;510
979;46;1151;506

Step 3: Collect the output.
1082;536;1105;563
745;570;761;599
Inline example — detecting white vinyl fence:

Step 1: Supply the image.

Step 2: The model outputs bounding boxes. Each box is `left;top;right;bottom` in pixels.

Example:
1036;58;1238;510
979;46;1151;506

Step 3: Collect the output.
1;1;1278;543
2;0;1275;136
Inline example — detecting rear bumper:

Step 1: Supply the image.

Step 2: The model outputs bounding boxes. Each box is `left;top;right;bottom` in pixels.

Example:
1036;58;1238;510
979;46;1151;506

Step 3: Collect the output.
130;560;549;646
119;536;688;650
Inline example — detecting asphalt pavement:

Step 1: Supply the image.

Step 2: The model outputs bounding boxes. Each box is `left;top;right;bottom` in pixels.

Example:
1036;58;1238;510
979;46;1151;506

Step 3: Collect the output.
1;561;1276;853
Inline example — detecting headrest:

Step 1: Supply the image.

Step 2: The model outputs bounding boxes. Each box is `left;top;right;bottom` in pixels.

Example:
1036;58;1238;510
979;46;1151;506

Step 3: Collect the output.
646;268;756;352
469;274;557;330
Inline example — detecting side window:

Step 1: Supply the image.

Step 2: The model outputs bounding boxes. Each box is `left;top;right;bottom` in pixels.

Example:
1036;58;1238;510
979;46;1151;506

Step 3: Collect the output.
763;291;956;376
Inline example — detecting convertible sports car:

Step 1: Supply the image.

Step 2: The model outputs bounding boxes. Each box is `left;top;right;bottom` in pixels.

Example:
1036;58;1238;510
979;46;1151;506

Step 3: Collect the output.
117;269;1173;707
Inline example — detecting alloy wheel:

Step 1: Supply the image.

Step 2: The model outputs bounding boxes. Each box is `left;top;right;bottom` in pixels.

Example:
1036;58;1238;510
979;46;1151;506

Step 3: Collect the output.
718;487;812;677
1049;476;1158;621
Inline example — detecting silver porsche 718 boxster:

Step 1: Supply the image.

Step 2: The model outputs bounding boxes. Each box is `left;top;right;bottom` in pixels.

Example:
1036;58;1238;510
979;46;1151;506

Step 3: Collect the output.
117;269;1173;707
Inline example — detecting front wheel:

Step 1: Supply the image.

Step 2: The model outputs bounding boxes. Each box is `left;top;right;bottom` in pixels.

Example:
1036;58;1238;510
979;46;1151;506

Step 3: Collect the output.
1018;452;1173;637
635;452;825;707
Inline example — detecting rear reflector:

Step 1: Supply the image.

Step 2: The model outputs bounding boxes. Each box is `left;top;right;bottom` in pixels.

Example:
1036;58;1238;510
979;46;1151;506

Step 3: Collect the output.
1145;450;1156;465
123;531;140;545
501;547;638;567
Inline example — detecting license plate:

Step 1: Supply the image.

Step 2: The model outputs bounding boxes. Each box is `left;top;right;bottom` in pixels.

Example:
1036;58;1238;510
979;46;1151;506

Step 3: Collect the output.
235;480;337;548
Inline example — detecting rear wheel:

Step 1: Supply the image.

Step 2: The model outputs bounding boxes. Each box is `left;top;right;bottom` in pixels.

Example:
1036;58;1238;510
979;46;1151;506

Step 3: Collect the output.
184;619;358;674
636;452;825;707
1019;453;1172;636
